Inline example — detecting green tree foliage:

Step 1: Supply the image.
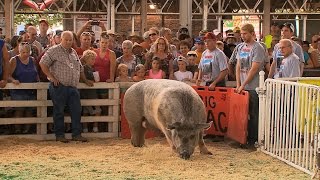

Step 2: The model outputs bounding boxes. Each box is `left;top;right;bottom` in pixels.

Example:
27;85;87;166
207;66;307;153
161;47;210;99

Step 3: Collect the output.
14;9;62;26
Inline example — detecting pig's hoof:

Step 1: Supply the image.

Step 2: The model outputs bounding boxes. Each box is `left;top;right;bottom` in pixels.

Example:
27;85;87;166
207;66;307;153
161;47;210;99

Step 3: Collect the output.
180;150;191;160
131;141;144;147
200;149;213;155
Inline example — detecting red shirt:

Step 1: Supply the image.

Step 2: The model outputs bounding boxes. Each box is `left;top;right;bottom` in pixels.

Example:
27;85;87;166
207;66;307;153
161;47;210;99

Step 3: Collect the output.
94;49;110;82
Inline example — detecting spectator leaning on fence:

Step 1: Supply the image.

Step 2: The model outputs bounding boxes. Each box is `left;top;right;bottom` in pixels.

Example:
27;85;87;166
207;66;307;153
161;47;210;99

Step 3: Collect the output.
0;38;10;91
196;32;228;90
39;31;93;143
235;23;266;147
8;42;39;134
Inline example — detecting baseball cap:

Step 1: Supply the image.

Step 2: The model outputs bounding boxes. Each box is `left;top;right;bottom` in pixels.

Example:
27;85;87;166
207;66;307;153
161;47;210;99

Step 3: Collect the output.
177;55;189;65
212;29;221;36
203;32;217;40
19;30;26;36
199;29;209;36
194;36;204;44
281;22;295;33
187;51;198;57
226;32;236;39
233;27;240;33
39;19;49;26
54;30;63;37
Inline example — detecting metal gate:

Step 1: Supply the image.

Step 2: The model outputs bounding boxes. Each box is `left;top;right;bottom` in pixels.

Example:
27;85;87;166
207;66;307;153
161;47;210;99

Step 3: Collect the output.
258;73;320;177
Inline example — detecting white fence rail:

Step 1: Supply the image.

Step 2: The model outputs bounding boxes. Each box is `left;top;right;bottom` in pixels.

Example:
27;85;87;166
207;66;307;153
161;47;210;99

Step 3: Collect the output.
258;73;320;177
0;82;120;140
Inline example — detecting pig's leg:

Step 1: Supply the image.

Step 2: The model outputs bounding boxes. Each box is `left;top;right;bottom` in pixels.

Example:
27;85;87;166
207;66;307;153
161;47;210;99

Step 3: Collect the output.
127;115;146;147
198;131;212;155
162;129;177;153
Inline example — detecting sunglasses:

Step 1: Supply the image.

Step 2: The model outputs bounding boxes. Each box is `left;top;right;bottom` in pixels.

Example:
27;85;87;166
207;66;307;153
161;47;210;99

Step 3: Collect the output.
81;32;92;36
149;33;157;37
188;54;197;57
100;33;109;39
20;42;30;45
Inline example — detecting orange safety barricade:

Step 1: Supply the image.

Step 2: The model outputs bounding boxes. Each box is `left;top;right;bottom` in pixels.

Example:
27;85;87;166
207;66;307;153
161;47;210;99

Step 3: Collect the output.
120;93;157;139
192;86;249;144
192;86;230;136
227;89;249;145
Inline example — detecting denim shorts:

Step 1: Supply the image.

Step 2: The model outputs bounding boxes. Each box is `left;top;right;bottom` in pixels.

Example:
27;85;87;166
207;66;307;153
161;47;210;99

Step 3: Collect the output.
11;93;37;112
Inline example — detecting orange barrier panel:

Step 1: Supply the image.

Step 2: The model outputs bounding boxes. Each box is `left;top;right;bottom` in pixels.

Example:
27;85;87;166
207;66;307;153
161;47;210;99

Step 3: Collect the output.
227;89;249;145
192;86;230;136
120;93;157;139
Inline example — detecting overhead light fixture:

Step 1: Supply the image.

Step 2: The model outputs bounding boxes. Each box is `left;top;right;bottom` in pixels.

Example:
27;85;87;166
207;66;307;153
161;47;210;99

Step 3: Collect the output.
149;4;156;9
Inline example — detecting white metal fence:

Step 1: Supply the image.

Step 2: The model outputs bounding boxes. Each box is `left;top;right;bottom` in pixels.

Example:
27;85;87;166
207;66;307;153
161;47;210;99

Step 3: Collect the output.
0;82;120;140
258;73;320;177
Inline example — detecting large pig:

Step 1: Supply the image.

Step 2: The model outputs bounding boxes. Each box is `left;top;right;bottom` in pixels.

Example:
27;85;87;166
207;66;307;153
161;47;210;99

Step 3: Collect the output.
123;79;212;159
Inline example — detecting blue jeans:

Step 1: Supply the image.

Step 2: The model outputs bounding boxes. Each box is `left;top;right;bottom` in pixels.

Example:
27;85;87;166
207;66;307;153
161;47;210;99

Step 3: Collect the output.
247;90;259;145
49;83;82;138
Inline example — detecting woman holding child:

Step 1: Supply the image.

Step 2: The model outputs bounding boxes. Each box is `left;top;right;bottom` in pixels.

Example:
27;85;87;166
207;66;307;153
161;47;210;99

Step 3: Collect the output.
116;40;141;77
144;37;174;79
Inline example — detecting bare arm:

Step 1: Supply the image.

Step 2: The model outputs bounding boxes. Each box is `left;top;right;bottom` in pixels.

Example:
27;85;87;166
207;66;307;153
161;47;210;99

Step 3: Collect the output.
268;60;276;78
0;45;9;87
108;51;117;82
8;57;17;83
236;60;241;88
196;69;202;86
39;61;59;86
76;21;92;40
80;71;93;86
241;62;261;87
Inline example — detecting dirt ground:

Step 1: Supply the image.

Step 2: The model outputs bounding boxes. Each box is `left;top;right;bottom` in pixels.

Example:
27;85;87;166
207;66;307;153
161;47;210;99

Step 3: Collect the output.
0;137;310;180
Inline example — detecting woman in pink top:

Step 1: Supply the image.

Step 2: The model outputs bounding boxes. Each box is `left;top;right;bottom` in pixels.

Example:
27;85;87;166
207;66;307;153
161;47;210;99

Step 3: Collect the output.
148;57;165;79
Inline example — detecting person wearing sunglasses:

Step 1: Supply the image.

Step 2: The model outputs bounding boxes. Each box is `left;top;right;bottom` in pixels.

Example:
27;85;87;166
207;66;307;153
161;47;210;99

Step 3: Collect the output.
75;32;95;58
8;42;39;134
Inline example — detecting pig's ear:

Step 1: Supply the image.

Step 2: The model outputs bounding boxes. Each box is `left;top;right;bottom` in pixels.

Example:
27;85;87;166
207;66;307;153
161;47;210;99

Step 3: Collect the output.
166;122;181;130
196;121;212;130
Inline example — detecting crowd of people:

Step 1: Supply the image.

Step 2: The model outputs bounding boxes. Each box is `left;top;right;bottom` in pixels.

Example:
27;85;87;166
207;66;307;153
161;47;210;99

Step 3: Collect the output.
0;18;315;144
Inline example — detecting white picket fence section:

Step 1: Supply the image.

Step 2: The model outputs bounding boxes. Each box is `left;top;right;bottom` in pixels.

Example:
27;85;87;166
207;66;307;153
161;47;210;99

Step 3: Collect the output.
0;82;121;140
258;72;320;177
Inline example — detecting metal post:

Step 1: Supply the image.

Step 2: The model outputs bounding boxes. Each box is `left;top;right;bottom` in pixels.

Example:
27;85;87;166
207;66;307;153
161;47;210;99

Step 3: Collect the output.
263;0;271;37
110;0;115;32
131;0;135;33
4;0;13;38
140;0;147;33
73;0;77;32
217;0;222;31
107;0;111;30
179;0;192;35
203;0;208;30
302;15;307;41
257;71;266;147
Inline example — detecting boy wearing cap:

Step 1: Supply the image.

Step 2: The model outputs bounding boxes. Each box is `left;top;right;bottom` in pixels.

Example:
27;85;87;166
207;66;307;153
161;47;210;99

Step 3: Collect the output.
197;32;228;90
269;22;304;78
37;19;50;48
235;23;266;147
186;51;199;82
193;37;206;64
174;56;193;82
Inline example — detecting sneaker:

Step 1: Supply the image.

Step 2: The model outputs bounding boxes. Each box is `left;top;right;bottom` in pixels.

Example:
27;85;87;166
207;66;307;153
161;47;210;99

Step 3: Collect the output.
56;136;70;143
72;136;88;142
92;127;98;133
83;128;88;133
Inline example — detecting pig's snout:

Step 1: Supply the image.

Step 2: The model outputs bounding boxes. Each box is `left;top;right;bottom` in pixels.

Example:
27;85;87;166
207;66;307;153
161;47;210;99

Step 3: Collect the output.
180;150;191;160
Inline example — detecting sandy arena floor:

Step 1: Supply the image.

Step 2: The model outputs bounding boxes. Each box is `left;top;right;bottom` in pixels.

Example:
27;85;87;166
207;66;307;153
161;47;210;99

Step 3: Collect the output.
0;137;310;180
